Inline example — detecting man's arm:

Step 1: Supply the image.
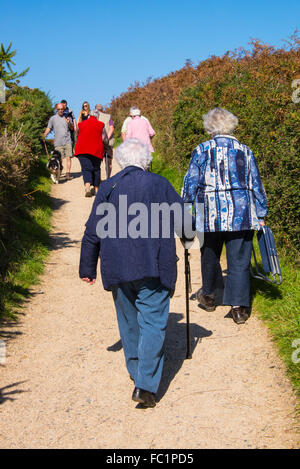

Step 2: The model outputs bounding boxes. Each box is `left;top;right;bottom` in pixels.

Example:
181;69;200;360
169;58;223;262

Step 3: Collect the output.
44;116;53;139
43;128;51;139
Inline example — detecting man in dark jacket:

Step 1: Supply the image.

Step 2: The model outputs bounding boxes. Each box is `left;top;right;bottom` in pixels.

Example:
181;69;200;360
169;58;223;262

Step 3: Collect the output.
79;139;195;407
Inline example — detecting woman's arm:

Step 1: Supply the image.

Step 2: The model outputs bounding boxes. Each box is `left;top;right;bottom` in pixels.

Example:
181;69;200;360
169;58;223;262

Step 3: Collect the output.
147;120;156;138
182;149;201;204
249;151;268;221
79;209;101;281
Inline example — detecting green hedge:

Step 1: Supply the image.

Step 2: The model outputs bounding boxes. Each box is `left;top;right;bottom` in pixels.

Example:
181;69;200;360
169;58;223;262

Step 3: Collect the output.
173;61;300;254
0;85;53;317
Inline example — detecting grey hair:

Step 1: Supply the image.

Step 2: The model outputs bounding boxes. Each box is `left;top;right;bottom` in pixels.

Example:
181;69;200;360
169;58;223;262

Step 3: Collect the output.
129;106;141;116
115;139;152;171
202;108;238;136
90;109;100;118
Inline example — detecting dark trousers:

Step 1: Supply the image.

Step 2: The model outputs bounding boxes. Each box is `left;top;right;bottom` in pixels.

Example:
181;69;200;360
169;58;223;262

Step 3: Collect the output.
78;154;101;187
201;230;254;307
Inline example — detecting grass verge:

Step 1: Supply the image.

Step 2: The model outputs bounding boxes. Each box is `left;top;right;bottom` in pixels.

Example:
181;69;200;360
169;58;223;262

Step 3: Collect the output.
0;155;52;322
250;238;300;404
151;152;184;194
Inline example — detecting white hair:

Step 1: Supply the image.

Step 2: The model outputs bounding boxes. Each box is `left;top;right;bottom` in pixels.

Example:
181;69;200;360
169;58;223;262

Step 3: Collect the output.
129;106;141;117
115;139;152;171
202;108;238;136
90;109;100;118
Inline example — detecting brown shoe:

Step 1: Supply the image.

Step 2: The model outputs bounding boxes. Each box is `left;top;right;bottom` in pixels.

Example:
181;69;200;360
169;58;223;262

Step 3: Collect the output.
196;290;216;312
230;306;249;324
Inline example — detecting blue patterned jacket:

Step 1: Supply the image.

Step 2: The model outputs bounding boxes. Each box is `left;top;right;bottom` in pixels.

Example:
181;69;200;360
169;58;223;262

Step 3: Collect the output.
182;135;268;232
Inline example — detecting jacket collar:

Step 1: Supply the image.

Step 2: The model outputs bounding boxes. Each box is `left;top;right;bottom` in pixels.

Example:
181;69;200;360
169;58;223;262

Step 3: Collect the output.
213;134;239;141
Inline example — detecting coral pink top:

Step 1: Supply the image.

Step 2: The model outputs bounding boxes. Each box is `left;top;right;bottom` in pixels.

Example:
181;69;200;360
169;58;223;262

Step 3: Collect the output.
126;116;155;152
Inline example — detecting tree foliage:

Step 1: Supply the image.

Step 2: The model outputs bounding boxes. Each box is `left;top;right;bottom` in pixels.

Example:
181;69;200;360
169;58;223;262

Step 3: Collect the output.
0;42;29;86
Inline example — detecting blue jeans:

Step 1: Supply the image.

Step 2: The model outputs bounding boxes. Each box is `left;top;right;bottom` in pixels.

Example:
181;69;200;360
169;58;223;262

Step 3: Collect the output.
111;278;170;394
201;230;254;307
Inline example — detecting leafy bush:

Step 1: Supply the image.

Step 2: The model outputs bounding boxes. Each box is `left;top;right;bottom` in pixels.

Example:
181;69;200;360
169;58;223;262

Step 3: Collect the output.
1;85;53;155
0;84;53;314
0;128;34;232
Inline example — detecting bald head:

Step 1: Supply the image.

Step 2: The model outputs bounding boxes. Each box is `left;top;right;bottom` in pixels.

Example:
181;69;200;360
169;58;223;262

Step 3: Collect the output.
95;104;103;112
56;103;64;116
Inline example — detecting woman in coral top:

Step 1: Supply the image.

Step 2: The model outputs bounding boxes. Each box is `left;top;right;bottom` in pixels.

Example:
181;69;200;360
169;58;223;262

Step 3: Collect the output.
125;107;155;152
74;109;109;197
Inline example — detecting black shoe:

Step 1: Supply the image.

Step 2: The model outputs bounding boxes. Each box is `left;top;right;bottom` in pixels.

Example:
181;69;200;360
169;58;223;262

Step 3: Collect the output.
230;306;249;324
132;387;156;408
196;290;216;312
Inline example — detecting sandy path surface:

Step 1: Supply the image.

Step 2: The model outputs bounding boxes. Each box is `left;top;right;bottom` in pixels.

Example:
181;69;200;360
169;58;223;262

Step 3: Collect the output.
0;157;299;449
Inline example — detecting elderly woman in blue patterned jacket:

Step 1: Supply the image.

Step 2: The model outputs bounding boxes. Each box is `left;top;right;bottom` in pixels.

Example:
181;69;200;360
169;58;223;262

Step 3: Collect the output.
182;108;268;324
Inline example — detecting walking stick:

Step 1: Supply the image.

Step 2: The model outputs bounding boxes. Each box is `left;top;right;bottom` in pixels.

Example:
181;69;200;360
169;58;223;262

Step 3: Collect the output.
105;153;110;179
184;248;192;359
43;139;50;158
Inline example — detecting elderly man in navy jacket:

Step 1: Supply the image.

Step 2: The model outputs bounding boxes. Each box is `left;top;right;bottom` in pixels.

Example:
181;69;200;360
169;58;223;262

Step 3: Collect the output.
79;139;194;408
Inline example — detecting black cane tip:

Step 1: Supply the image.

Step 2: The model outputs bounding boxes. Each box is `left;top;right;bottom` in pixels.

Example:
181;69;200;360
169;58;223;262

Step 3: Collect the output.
186;353;192;359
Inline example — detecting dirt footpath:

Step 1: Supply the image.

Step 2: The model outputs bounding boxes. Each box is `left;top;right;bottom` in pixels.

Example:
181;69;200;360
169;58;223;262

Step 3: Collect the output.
0;157;299;449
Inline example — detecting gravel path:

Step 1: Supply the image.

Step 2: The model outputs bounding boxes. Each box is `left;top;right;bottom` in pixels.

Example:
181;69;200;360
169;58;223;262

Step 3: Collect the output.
0;158;299;449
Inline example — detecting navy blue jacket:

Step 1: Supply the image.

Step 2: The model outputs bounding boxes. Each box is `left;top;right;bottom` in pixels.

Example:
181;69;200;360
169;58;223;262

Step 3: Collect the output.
79;166;191;292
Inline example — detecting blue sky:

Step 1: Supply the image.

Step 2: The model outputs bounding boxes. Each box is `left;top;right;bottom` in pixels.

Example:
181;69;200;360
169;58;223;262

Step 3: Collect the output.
1;0;299;119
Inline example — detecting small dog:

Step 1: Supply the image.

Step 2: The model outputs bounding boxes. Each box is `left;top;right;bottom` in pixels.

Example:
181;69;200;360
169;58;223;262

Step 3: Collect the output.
47;150;63;184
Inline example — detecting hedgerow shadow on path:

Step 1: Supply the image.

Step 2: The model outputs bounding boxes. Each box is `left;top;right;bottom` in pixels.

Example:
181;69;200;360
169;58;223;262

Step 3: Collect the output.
0;381;28;405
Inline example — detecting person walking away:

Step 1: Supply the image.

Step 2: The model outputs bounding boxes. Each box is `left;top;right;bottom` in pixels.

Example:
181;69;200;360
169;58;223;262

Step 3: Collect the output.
61;99;77;149
182;108;268;324
79;139;195;407
95;104;115;178
74;109;109;197
44;103;74;180
121;106;151;141
125;107;155;153
77;101;91;124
